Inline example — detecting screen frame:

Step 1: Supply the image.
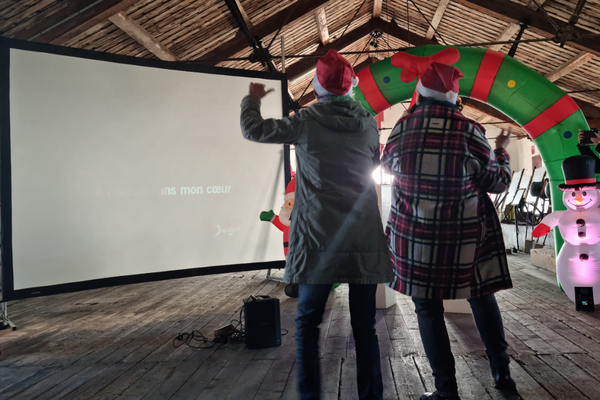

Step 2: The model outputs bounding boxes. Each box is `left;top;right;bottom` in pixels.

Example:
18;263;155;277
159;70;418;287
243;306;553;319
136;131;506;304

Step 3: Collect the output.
0;38;289;301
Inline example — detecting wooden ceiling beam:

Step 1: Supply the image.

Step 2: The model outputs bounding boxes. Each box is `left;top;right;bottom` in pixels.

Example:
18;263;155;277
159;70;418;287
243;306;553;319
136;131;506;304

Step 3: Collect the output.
196;0;331;65
544;51;594;82
34;0;141;45
314;7;330;46
287;18;436;82
373;0;383;18
108;12;178;61
575;98;600;120
454;0;600;56
8;0;85;40
489;23;521;52
233;0;253;29
426;0;451;40
527;0;547;11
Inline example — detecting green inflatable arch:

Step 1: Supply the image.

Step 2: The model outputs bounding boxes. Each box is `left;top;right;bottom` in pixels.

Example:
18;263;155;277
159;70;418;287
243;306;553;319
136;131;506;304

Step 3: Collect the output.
355;44;591;253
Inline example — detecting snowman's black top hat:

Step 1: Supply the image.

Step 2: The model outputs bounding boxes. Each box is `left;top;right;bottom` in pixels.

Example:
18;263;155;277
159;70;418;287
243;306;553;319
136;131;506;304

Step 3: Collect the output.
558;155;600;191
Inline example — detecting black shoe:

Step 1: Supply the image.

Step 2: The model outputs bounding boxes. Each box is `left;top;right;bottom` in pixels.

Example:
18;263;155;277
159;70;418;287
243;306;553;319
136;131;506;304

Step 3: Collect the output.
419;391;461;400
494;372;517;391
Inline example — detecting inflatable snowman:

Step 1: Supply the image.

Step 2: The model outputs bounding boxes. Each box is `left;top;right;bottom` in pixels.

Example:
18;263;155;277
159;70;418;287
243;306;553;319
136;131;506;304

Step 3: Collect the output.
532;155;600;304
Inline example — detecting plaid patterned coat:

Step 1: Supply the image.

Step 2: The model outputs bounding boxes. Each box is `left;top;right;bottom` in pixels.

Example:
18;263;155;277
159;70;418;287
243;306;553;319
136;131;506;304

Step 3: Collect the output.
381;99;513;299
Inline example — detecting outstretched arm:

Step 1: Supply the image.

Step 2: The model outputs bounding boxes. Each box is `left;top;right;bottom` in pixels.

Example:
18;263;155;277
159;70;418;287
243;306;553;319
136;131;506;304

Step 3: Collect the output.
531;211;564;237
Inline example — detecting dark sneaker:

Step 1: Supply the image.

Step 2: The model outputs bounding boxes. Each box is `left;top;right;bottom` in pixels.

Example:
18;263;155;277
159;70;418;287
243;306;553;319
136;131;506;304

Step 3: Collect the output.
494;372;517;391
420;391;461;400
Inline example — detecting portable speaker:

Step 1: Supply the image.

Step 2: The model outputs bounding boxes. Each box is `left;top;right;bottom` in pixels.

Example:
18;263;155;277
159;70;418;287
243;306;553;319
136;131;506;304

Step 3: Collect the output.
244;296;281;349
575;287;595;311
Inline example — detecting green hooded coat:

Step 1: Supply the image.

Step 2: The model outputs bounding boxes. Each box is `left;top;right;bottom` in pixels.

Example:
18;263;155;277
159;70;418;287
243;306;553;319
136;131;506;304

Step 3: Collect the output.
240;95;394;284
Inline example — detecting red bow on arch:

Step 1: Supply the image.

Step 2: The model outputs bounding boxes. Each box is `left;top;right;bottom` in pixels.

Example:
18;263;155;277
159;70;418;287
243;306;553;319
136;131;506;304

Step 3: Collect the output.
391;47;461;107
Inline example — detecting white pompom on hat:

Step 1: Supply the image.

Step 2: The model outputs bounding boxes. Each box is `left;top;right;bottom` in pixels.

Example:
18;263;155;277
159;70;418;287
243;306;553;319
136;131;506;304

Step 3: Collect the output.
416;61;464;104
312;49;359;98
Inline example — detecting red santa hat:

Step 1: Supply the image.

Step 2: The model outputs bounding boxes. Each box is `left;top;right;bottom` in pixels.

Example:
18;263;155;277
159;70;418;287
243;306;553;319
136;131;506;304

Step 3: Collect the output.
312;49;359;97
284;177;296;200
416;61;464;104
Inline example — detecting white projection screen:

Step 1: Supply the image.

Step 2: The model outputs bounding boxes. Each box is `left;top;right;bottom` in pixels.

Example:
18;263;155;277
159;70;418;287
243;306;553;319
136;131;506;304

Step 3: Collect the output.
0;39;288;301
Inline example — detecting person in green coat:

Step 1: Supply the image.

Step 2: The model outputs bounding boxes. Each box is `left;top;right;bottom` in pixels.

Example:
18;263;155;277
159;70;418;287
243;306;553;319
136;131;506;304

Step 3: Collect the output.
240;49;393;400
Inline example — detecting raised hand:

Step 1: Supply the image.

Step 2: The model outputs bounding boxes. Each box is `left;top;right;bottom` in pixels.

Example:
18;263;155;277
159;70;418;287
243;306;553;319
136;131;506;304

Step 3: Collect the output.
249;83;274;99
495;129;511;149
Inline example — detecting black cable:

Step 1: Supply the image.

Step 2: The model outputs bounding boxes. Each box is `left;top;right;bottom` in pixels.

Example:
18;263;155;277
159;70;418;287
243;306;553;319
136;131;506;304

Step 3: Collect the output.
530;0;560;32
408;0;448;45
267;0;301;50
567;88;600;94
385;0;392;59
406;0;410;46
173;330;217;349
380;34;394;57
353;38;372;68
334;0;368;51
186;36;573;64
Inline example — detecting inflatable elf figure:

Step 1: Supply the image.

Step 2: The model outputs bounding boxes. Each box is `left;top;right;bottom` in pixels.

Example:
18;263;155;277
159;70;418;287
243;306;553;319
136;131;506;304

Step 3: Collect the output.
260;177;299;297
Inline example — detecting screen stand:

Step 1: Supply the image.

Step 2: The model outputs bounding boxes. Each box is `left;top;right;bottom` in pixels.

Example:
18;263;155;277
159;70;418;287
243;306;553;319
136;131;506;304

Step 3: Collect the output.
266;269;284;282
0;302;17;331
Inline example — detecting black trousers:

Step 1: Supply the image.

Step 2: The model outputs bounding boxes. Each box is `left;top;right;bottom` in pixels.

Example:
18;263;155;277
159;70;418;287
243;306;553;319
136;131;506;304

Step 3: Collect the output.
412;294;510;397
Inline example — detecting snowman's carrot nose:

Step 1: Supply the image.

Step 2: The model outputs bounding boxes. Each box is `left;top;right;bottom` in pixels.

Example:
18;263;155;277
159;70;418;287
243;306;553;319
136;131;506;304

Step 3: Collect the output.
575;193;583;204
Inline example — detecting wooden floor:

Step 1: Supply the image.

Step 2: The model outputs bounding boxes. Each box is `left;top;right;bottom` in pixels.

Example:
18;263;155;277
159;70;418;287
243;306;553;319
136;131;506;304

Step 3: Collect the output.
1;253;600;400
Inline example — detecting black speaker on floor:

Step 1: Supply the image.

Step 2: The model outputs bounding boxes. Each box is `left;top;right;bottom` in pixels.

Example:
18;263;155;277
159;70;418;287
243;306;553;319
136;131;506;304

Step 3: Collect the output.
575;287;595;311
244;296;281;349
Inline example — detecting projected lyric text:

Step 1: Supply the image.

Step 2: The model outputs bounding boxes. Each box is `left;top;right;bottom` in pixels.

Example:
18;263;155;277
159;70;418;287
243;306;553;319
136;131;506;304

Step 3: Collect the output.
160;186;232;195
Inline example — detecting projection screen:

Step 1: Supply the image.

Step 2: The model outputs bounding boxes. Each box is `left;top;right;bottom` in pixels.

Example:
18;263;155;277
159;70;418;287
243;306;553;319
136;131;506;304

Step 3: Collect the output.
0;39;288;301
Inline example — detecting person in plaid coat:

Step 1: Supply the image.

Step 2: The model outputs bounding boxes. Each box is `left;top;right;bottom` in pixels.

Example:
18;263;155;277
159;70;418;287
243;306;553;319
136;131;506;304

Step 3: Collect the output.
382;62;516;400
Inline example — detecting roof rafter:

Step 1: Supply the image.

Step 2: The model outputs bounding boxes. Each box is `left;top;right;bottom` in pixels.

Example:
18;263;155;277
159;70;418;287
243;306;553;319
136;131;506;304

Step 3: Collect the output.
34;0;141;45
426;0;451;40
314;7;330;46
287;18;437;81
454;0;600;56
233;0;253;29
489;23;521;52
195;0;331;65
373;0;383;18
527;0;548;11
108;11;178;61
544;51;594;82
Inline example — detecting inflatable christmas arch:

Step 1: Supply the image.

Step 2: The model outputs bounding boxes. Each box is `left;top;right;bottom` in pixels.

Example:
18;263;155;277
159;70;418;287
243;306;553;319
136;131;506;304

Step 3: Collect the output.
355;44;591;253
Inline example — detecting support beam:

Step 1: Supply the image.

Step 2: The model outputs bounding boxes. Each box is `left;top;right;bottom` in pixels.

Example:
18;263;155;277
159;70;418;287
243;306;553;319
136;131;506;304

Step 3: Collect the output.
196;0;331;65
314;7;330;46
373;0;383;18
454;0;600;56
477;114;495;124
34;0;141;45
108;12;178;61
8;0;88;40
489;23;521;52
233;0;253;29
527;0;547;10
426;0;451;40
576;99;600;119
287;18;436;82
544;51;594;82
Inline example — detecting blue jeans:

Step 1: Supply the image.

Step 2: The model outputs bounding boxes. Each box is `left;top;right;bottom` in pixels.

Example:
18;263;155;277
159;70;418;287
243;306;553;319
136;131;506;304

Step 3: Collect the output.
413;295;510;398
295;284;383;400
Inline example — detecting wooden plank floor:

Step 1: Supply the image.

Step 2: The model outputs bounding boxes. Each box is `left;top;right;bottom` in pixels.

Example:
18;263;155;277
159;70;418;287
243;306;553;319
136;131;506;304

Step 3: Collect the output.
2;253;600;400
